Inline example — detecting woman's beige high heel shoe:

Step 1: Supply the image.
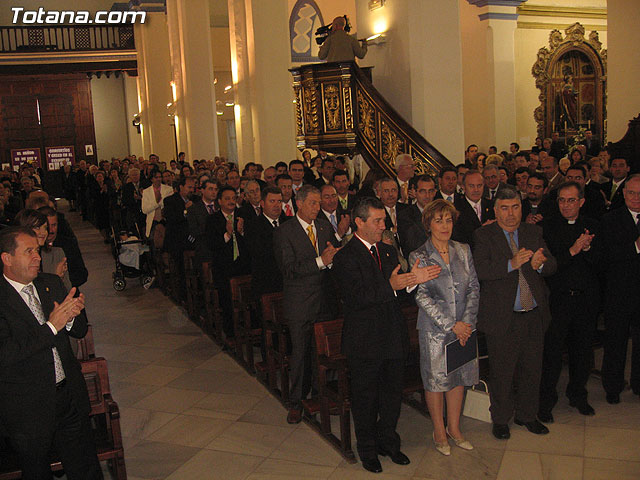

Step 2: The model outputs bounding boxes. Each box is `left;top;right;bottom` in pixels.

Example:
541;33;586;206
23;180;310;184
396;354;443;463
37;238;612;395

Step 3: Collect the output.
433;432;451;456
446;428;474;450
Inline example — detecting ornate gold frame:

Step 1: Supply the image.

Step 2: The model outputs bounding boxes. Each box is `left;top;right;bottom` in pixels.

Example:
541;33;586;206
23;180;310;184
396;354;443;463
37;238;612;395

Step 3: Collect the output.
531;22;607;140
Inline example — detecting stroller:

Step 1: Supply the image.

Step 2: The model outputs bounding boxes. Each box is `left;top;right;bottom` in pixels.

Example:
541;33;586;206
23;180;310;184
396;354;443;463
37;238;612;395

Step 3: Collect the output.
111;226;154;291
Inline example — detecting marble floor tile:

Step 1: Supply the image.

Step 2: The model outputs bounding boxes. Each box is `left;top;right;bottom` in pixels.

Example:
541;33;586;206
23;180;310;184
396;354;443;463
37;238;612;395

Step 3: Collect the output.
146;414;233;447
132;386;209;413
109;381;161;407
583;457;640;480
166;368;237;392
270;427;349;467
124;364;189;386
505;423;584;457
184;392;263;420
238;394;297;428
205;421;294;457
206;372;270;397
101;344;169;365
539;454;583;480
141;333;201;350
195;352;245;373
496;451;543;480
330;468;410;479
164;449;264;480
251;458;336;478
119;406;177;439
104;360;145;379
125;440;200;479
413;445;504;480
584;426;640;461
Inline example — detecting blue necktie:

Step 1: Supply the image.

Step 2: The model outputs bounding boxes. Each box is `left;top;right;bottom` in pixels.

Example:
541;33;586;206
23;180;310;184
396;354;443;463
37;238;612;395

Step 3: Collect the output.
329;213;338;232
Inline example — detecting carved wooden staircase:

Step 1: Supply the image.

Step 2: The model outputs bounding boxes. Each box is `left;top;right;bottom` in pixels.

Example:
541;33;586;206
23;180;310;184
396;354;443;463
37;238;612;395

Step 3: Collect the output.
290;61;453;177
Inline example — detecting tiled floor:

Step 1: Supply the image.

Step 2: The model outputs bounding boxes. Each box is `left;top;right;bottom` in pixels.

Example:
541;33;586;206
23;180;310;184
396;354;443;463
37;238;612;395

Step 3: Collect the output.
68;207;640;479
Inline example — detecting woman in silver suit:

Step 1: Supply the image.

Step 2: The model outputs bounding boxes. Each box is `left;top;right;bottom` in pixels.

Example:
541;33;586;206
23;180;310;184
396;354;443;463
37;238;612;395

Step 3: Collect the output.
409;199;479;456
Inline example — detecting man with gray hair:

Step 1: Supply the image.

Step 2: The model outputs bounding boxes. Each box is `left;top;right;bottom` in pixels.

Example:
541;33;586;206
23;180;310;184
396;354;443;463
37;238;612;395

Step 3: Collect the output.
395;154;415;204
273;185;340;424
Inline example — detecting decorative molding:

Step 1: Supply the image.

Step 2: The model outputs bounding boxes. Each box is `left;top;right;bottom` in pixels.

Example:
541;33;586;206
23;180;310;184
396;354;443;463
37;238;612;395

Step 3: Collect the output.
531;23;607;139
467;0;525;7
517;4;607;20
479;12;519;21
518;21;607;31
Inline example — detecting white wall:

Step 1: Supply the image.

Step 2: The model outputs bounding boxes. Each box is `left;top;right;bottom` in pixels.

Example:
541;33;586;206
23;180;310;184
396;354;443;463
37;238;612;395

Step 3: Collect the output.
123;74;143;157
607;0;640;142
90;75;129;161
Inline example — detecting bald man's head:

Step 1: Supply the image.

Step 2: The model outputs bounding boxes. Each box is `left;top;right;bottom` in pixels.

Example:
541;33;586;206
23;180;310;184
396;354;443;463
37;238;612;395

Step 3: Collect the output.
332;16;346;30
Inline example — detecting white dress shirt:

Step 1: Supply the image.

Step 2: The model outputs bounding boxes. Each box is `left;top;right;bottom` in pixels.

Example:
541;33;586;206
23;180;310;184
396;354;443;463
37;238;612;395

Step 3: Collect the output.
297;215;327;269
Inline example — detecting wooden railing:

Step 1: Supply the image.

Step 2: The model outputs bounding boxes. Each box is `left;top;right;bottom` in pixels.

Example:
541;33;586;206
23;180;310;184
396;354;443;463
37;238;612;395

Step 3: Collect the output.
290;61;452;177
0;25;135;53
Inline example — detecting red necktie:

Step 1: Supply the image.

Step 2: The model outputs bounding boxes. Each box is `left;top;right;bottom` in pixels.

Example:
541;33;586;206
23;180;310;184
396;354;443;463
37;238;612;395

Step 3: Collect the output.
284;204;293;216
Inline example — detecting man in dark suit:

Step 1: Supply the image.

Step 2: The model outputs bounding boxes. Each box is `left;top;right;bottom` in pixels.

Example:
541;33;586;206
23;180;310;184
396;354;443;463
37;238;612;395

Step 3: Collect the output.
0;227;102;479
122;167;148;235
245;186;290;298
600;174;640;404
397;174;436;256
601;157;630;212
187;179;218;266
238;179;262;222
163;176;196;301
482;164;505;201
453;170;495;248
312;157;336;189
332;169;356;214
566;164;606;220
521;173;549;225
273;185;340;424
473;186;557;440
206;185;250;339
581;130;601;157
318;184;351;242
277;174;297;218
333;197;417;473
539;182;601;421
434;166;458;203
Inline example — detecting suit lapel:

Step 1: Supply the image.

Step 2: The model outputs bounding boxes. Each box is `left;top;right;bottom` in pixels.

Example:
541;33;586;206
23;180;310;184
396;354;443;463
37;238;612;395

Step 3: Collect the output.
491;222;513;258
291;218;318;256
33;276;55;318
0;277;42;329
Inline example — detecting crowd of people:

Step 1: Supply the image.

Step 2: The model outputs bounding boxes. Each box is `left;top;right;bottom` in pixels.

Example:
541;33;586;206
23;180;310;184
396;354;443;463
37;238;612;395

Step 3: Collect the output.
1;135;639;474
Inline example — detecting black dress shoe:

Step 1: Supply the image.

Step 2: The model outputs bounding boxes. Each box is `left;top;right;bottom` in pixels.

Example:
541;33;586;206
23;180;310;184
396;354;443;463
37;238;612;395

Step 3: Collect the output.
361;457;382;473
377;448;410;465
492;423;510;440
538;411;554;423
514;418;549;435
606;393;620;404
286;407;302;424
569;400;595;416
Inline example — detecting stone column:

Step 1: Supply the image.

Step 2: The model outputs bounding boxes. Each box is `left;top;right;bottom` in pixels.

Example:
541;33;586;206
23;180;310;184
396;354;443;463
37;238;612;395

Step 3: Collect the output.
228;0;297;168
134;12;175;160
468;0;525;149
166;0;219;163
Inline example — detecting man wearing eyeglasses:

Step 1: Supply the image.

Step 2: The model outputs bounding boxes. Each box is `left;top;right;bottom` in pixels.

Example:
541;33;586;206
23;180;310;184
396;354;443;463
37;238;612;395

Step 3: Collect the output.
538;181;601;422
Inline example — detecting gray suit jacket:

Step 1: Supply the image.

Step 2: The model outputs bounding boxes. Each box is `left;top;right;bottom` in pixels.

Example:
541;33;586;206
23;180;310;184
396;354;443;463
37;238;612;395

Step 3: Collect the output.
472;222;557;337
273;217;337;326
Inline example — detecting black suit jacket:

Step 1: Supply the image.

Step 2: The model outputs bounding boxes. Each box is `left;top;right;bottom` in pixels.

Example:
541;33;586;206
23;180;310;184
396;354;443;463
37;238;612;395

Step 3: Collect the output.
238;203;261;223
601;207;640;311
452;196;495;248
333;238;408;359
317;209;348;236
163;192;193;254
384;202;409;230
396;204;427;257
206;209;250;281
434;191;460;203
121;182;142;212
472;222;557;337
273;217;338;326
245;213;290;298
601;178;627;211
0;274;90;437
337;193;356;215
542;215;601;299
187;199;215;264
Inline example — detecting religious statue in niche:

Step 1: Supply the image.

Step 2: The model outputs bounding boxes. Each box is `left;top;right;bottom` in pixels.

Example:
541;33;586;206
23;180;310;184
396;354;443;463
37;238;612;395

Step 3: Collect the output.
531;23;606;140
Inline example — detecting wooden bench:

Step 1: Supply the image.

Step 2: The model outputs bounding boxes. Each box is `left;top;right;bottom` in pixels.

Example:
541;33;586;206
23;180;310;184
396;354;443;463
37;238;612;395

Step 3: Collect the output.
304;318;355;463
257;292;290;404
230;275;261;373
75;323;96;361
0;357;126;479
201;261;224;344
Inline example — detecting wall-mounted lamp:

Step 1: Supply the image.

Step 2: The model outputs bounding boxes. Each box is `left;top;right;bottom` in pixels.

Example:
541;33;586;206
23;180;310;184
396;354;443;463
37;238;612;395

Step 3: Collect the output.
368;0;385;11
224;85;232;92
366;33;387;46
132;113;141;134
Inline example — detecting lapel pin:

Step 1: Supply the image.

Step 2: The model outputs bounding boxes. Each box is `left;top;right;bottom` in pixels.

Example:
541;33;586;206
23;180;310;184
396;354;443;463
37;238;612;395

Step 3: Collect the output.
45;287;49;292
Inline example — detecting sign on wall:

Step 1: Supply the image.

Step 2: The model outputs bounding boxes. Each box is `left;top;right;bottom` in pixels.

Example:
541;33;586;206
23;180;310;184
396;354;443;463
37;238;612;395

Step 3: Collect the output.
11;148;41;171
45;146;75;170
